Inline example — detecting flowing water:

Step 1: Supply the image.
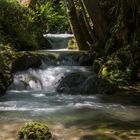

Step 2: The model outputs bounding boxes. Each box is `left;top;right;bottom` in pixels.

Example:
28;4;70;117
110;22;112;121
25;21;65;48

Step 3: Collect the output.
0;35;140;140
43;34;74;49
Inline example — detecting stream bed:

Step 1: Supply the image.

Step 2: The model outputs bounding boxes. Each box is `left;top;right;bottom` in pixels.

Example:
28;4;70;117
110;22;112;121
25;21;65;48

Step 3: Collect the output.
0;39;140;139
0;64;140;139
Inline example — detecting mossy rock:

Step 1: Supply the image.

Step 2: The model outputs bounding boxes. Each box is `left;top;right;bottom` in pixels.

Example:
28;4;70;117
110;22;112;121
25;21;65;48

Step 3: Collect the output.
68;39;78;50
17;122;52;140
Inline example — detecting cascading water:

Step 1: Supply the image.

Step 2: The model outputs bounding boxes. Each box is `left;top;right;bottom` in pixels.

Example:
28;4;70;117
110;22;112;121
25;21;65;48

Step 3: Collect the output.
43;33;74;49
1;51;140;121
0;34;140;139
8;66;89;91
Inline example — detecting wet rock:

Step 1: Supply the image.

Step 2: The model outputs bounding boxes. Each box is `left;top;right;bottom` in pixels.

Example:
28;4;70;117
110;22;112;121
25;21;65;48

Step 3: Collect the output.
56;72;87;94
0;70;13;96
81;75;115;95
56;72;115;95
9;74;43;90
78;54;93;66
12;54;42;72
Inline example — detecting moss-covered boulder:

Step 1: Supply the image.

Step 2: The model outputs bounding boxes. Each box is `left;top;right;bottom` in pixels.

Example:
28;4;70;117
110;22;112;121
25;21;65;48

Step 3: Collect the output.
17;122;52;140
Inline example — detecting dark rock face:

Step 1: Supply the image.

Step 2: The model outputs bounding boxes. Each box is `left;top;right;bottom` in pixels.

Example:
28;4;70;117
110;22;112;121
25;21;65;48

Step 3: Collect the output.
12;54;42;72
0;68;13;96
56;72;87;94
56;72;115;95
81;75;115;95
78;54;93;66
40;37;52;49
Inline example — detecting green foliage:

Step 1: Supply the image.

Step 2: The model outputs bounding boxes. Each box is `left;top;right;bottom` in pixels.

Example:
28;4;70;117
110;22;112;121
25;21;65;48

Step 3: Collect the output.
111;14;125;34
0;0;69;50
42;0;69;32
0;44;15;69
109;69;131;86
105;38;115;54
93;58;105;74
100;59;133;86
0;0;40;50
17;121;52;140
101;66;108;77
0;44;15;95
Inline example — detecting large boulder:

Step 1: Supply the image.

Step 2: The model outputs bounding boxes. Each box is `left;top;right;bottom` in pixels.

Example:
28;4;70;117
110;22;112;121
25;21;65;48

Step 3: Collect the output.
12;54;42;72
56;72;87;94
56;72;115;95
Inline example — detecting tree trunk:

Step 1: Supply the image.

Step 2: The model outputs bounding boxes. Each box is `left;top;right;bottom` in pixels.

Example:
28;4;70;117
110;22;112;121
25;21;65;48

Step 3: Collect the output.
79;0;95;42
135;0;140;12
82;0;108;43
66;0;88;50
78;10;93;46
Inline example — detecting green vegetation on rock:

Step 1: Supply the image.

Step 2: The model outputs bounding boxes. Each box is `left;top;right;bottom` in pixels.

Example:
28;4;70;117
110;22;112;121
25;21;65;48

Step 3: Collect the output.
0;44;15;95
68;39;78;50
17;122;52;140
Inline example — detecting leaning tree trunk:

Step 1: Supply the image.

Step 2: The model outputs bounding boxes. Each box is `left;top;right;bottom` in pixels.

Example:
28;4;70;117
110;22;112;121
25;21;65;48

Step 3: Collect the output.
78;11;93;46
66;0;88;50
82;0;108;43
79;0;95;42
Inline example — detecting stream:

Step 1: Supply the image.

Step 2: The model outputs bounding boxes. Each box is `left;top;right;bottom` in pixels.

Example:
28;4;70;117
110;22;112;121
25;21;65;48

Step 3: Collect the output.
0;34;140;140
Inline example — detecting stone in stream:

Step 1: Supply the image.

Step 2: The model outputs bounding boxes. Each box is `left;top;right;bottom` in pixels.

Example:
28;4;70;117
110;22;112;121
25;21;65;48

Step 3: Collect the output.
56;72;115;95
12;54;42;72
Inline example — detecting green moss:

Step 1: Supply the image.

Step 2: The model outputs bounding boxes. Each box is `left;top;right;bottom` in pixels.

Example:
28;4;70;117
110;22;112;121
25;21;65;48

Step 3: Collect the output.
68;39;78;50
17;122;52;140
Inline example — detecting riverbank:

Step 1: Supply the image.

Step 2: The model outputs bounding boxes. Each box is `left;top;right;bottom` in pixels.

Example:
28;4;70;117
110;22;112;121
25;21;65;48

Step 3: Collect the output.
100;83;140;105
0;113;140;140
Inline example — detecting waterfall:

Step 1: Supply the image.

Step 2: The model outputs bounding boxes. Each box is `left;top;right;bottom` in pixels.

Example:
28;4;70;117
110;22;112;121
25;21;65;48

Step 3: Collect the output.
8;50;90;91
43;33;74;49
8;66;89;91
